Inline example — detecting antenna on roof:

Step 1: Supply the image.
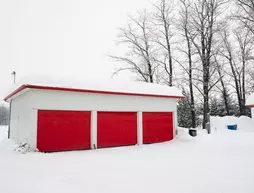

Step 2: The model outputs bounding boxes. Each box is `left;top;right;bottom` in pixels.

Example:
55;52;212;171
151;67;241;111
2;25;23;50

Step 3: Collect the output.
11;71;16;84
8;71;16;139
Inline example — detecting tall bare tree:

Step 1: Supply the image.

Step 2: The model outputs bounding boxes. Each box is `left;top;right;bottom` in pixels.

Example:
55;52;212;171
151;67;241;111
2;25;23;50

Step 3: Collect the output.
187;0;227;128
219;29;243;114
219;27;253;115
234;27;254;114
235;0;254;36
110;11;158;83
109;0;254;125
177;0;197;128
214;55;230;115
153;0;175;86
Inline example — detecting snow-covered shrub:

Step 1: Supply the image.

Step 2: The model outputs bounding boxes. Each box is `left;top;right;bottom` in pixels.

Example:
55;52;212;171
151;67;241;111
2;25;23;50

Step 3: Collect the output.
177;97;201;128
14;142;31;154
209;96;240;117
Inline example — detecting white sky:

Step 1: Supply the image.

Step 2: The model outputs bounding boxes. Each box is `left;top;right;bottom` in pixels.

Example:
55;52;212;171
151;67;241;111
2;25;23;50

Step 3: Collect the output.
0;0;154;104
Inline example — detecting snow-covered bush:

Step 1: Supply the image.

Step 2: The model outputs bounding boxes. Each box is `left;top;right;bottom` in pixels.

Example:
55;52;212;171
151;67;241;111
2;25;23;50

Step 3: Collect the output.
177;97;201;128
14;142;31;154
209;95;246;117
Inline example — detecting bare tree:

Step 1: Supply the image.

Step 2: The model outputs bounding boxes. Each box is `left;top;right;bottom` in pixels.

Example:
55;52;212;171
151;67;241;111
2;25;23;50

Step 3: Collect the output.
153;0;175;86
235;0;254;36
219;27;253;115
219;29;243;114
234;0;254;100
214;55;230;115
177;0;197;128
234;27;254;114
109;0;253;123
109;11;158;83
187;0;228;128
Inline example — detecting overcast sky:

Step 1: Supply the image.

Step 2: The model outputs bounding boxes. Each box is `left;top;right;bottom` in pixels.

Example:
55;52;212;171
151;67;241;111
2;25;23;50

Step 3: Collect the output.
0;0;154;104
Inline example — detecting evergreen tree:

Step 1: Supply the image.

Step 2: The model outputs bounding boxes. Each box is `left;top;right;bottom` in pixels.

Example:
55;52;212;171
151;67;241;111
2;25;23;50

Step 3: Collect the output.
210;98;224;116
209;95;240;117
177;96;201;128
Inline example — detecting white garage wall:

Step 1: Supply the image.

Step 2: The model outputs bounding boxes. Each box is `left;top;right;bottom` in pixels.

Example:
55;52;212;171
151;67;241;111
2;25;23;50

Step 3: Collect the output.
27;89;178;112
9;92;31;145
12;89;179;149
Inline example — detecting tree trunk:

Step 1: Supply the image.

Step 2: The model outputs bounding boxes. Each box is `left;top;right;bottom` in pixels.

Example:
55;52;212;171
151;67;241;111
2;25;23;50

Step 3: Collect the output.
186;28;196;128
218;71;230;115
202;35;211;129
179;0;196;128
163;21;173;86
242;59;246;115
202;71;209;129
161;0;173;86
228;57;242;115
202;93;209;129
190;88;196;128
202;54;210;129
147;61;154;83
216;59;230;115
222;84;230;115
189;63;196;128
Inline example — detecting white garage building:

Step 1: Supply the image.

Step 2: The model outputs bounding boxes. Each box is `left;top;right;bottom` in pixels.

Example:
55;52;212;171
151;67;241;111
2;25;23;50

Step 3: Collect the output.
4;76;184;152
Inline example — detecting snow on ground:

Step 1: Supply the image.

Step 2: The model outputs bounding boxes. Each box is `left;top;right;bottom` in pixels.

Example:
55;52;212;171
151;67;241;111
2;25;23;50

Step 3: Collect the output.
0;117;254;193
0;125;8;142
211;115;254;132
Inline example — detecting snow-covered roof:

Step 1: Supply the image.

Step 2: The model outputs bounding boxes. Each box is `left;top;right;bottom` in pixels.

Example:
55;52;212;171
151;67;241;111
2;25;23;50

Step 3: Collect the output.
246;93;254;106
4;74;184;102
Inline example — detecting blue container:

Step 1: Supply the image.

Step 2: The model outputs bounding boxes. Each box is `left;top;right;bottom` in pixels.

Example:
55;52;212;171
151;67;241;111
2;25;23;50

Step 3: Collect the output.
227;124;237;130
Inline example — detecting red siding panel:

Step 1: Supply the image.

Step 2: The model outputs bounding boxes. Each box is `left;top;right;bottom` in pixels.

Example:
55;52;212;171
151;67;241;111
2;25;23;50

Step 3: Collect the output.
143;112;173;144
97;112;137;148
37;110;91;152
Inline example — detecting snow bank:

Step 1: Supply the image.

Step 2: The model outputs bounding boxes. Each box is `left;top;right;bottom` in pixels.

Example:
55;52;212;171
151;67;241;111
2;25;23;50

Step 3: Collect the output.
5;74;183;100
0;116;254;192
0;125;8;142
0;126;18;152
176;127;194;141
0;138;31;153
210;116;254;132
1;125;254;193
246;93;254;106
0;139;18;151
176;127;208;141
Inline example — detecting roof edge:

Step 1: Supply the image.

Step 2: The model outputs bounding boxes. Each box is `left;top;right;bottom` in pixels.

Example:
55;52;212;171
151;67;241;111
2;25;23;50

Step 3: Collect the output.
4;84;184;102
4;85;28;102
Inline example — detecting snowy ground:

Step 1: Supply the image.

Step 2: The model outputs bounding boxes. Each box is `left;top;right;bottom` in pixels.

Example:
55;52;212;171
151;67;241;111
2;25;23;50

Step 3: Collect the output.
0;117;254;193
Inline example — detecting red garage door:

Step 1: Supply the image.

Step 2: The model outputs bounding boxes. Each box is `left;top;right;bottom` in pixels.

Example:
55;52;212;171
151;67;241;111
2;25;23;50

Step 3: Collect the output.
143;112;173;144
37;110;91;152
97;112;137;148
